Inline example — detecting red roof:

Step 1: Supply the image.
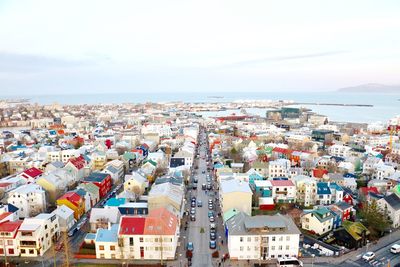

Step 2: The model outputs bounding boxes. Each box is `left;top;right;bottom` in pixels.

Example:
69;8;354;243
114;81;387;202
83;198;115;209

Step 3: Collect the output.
0;182;12;188
313;169;328;178
119;217;145;235
360;186;379;196
0;220;23;233
272;147;291;155
22;167;43;178
58;192;82;206
270;180;295;187
68;155;85;170
0;212;12;222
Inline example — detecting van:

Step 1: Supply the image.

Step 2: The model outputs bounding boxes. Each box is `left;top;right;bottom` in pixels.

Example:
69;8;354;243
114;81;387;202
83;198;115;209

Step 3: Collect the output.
391;244;400;254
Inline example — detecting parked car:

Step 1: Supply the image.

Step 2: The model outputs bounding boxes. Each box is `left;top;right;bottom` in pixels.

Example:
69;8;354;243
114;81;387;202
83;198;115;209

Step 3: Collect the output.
190;208;196;215
362;252;375;261
68;228;78;237
210;232;216;240
209;240;217;249
202;184;206;190
209;216;215;222
207;183;212;190
197;200;203;207
391;244;400;254
187;242;194;251
208;204;213;210
191;201;196;208
208;199;213;204
190;215;196;221
208;211;214;218
191;196;196;202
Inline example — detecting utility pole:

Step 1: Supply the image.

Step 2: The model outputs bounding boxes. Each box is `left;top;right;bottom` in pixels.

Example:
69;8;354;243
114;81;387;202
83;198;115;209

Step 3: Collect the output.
63;231;70;267
2;235;7;267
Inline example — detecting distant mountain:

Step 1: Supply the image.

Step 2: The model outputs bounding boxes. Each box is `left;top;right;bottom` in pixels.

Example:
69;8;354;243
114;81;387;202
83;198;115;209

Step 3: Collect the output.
338;83;400;93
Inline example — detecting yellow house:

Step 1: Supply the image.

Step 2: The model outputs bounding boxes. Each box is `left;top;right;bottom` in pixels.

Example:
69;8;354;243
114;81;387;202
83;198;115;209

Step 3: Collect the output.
56;192;85;220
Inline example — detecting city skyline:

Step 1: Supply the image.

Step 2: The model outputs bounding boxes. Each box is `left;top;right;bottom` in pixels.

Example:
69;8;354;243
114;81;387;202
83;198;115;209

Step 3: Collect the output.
0;0;399;95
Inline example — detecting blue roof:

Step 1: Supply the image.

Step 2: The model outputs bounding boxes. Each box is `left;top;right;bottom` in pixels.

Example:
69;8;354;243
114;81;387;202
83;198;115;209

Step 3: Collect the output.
85;172;109;182
214;163;224;168
85;233;96;240
249;173;263;180
317;182;331;195
329;183;343;191
105;198;126;207
344;173;356;178
95;225;118;243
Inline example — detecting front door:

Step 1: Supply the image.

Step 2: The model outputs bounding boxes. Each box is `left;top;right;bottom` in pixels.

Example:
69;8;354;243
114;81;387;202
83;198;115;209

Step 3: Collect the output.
140;247;144;258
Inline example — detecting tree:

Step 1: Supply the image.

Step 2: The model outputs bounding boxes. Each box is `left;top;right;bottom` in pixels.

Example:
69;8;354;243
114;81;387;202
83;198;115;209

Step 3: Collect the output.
359;200;391;240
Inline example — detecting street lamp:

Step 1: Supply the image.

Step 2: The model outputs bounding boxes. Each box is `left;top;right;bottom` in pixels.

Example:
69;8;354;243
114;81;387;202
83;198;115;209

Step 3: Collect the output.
311;254;315;267
389;229;392;242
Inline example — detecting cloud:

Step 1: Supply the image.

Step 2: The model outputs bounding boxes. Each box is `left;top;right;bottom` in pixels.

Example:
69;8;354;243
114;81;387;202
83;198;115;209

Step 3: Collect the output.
224;50;349;68
0;52;92;73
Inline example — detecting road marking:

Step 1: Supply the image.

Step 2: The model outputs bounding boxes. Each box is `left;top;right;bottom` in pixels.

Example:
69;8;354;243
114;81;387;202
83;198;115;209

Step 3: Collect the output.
356;254;362;258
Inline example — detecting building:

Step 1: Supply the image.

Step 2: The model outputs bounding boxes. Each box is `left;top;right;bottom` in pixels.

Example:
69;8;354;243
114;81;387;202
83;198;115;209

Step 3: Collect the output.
220;179;252;216
270;179;296;204
118;207;179;260
268;159;290;178
17;213;60;257
377;193;400;228
301;207;334;236
0;220;23;256
53;205;75;232
83;172;112;198
56;192;85;220
90;208;121;233
226;212;300;260
7;184;47;218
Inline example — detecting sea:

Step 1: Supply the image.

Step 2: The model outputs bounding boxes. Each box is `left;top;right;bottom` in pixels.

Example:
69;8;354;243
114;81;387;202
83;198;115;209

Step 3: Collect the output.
1;91;400;124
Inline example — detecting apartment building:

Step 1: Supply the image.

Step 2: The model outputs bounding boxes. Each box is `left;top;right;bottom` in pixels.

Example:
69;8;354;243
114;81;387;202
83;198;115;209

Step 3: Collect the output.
7;184;47;218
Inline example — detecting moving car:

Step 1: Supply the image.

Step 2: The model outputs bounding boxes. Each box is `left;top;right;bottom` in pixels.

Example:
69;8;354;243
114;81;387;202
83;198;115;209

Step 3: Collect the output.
202;184;206;190
207;183;212;190
362;252;375;261
68;228;78;237
197;200;203;207
187;242;194;251
209;240;217;249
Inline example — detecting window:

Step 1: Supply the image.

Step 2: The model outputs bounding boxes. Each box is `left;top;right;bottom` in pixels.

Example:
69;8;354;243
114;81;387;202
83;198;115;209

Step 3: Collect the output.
279;236;283;241
271;246;275;250
272;237;275;241
240;237;243;242
29;249;34;254
240;246;244;251
279;246;282;250
139;237;144;242
286;245;290;250
100;254;105;259
99;245;104;250
110;246;115;251
247;237;251;242
247;246;251;251
254;237;259;242
286;236;290;241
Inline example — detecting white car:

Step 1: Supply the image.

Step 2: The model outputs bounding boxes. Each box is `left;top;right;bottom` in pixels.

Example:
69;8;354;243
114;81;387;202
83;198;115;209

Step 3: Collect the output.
362;252;375;261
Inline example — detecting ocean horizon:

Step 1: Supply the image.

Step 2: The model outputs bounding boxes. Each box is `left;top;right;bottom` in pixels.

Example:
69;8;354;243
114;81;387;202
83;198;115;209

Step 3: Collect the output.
1;91;399;124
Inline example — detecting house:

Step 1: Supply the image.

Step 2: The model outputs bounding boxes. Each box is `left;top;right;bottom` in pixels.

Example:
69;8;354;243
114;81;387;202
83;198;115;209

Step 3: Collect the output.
333;221;369;249
342;188;355;206
124;172;149;196
17;213;60;257
316;182;332;205
76;182;100;207
226;212;300;261
117;202;148;216
377;193;400;228
0;220;23;257
64;155;87;181
18;167;43;183
328;145;351;158
220;179;252;216
53;205;75;232
83;172;112;198
118;207;179;260
251;161;269;177
268;159;290;178
173;150;194;167
148;183;184;217
36;169;74;203
140;160;157;177
7;184;47;218
94;224;120;259
90;208;121;233
301;207;334;235
330;201;354;222
0;204;19;223
270;179;296;204
56;192;85;220
293;175;317;207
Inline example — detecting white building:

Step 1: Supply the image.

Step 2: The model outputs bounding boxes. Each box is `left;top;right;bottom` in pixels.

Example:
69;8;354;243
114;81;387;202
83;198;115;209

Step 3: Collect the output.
226;212;300;261
328;144;352;158
7;184;47;218
268;159;290;178
53;205;75;232
17;213;60;257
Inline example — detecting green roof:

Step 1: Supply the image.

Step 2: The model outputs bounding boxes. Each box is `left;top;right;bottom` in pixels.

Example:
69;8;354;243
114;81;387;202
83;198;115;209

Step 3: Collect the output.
143;159;157;167
223;208;239;223
393;184;400;196
342;221;369;241
123;152;136;160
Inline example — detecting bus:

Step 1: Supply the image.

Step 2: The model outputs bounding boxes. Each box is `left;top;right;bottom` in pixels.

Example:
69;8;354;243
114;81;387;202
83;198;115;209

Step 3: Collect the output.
277;257;303;267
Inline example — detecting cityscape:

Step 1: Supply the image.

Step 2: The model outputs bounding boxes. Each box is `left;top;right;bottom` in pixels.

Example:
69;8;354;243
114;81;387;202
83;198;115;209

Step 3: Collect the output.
1;1;400;267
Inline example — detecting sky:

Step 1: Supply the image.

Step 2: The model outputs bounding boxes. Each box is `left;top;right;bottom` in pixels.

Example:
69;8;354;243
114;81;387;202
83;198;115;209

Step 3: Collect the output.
0;0;399;95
